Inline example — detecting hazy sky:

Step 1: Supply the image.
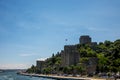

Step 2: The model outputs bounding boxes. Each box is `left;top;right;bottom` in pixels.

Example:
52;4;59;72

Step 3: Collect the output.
0;0;120;69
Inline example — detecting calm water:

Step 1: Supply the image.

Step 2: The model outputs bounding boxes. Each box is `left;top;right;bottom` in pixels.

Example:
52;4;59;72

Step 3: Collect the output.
0;70;55;80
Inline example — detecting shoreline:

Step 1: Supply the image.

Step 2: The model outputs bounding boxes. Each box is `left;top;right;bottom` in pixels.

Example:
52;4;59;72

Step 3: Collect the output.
18;72;106;80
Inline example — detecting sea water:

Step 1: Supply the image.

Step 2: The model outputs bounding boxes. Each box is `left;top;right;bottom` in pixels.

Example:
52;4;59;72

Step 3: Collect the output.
0;70;55;80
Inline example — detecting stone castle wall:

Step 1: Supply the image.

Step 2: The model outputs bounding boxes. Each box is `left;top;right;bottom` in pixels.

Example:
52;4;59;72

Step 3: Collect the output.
61;45;80;66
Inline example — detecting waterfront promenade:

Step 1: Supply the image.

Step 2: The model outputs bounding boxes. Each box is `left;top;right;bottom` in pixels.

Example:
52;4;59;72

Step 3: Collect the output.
19;72;106;80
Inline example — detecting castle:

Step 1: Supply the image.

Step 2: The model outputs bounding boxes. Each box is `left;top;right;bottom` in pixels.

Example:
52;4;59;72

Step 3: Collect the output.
61;35;97;67
36;35;97;74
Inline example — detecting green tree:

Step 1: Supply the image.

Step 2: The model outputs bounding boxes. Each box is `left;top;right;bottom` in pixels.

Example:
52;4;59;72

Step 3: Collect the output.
26;65;39;73
75;66;85;75
97;53;108;72
110;39;120;74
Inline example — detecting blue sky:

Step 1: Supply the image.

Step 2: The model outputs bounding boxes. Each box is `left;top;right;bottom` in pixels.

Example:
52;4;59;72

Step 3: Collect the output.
0;0;120;69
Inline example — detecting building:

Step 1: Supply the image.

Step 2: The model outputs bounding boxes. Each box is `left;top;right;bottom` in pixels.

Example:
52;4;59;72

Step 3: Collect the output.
61;45;80;66
36;60;44;71
80;35;91;44
36;35;98;74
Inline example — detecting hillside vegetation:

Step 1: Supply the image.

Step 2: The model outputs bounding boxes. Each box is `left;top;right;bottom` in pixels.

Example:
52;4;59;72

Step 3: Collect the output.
26;39;120;76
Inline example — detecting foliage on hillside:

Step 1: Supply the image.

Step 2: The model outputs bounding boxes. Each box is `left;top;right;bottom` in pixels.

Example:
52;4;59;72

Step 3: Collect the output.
26;39;120;75
77;39;120;74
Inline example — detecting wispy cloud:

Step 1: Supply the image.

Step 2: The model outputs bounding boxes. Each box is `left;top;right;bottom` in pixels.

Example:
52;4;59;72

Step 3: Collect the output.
19;53;39;57
86;26;108;32
36;57;47;61
0;63;30;69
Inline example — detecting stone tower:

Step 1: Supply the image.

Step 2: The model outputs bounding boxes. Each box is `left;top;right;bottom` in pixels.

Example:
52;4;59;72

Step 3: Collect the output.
62;45;80;66
80;35;91;44
36;60;44;71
